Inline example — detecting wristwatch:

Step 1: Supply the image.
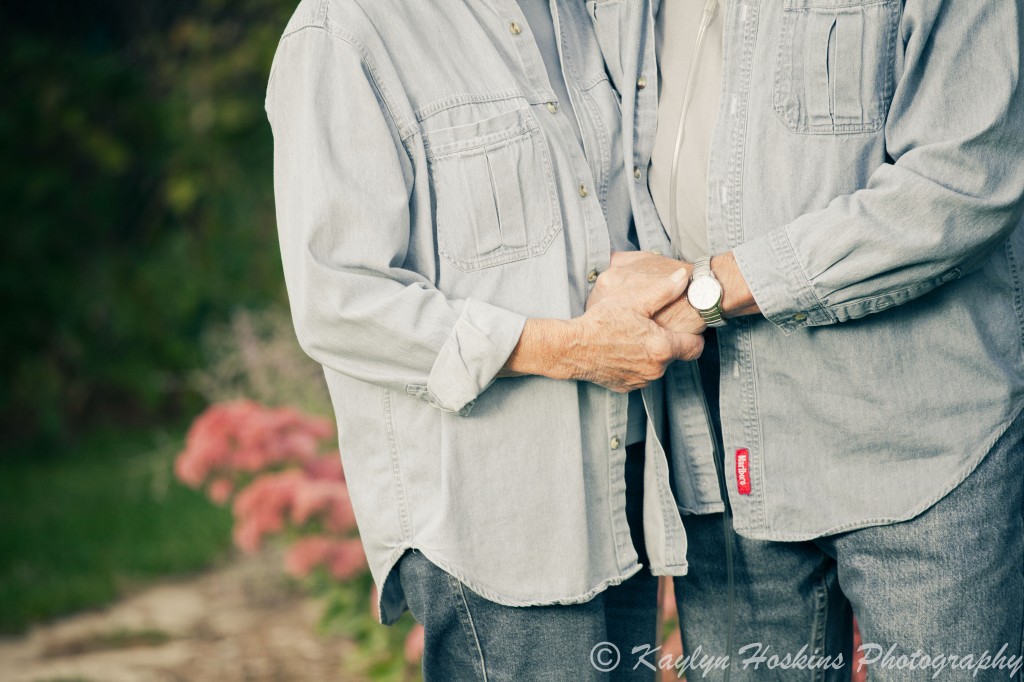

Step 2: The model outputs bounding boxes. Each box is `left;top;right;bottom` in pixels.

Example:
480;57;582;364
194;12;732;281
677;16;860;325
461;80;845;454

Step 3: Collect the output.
687;257;727;328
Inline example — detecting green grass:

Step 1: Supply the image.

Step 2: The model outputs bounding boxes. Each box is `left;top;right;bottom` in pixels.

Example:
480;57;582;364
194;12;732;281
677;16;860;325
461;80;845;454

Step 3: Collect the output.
0;425;234;634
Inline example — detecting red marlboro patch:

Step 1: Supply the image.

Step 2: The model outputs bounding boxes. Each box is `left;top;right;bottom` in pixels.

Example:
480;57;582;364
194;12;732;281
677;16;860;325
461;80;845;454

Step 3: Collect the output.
735;449;752;495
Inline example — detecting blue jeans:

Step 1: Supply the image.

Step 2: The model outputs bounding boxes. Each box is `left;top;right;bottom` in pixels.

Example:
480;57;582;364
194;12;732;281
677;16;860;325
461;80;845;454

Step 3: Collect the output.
398;443;659;681
673;336;1024;681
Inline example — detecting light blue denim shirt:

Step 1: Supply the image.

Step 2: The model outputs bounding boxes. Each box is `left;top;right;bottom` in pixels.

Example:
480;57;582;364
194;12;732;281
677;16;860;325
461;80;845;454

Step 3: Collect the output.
265;0;690;624
591;0;1024;539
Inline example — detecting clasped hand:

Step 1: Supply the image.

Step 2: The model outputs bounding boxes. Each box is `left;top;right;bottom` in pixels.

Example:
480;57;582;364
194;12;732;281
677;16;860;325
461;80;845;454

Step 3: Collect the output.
569;251;706;393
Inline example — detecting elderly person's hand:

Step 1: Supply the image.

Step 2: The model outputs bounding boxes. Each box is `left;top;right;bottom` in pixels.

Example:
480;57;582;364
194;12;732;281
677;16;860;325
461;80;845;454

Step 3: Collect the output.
588;251;707;336
503;267;705;392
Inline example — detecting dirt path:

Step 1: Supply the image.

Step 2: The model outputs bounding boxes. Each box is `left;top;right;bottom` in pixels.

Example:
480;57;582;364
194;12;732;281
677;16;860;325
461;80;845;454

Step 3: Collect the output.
0;549;364;682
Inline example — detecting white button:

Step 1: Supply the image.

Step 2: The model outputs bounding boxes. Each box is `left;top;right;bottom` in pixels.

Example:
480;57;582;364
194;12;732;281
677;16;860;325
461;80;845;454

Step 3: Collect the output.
546;101;558;114
510;22;522;35
610;436;621;450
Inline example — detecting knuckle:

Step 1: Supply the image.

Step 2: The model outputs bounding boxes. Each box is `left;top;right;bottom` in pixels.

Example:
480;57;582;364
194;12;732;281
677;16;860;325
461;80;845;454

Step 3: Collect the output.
648;337;672;364
680;337;705;361
643;361;664;382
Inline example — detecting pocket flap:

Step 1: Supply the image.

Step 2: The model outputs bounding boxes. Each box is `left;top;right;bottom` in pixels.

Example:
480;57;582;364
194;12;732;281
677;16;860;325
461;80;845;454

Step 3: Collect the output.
422;108;539;159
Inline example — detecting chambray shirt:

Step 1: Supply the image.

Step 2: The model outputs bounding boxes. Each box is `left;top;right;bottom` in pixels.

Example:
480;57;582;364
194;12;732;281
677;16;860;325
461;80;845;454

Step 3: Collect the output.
266;0;689;625
590;0;1024;539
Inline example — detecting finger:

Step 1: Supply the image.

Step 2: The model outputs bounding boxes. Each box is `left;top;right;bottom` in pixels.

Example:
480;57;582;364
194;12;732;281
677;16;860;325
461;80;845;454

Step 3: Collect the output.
603;380;644;393
653;298;686;325
655;304;707;335
653;308;685;332
619;380;649;392
638;267;690;317
665;331;705;362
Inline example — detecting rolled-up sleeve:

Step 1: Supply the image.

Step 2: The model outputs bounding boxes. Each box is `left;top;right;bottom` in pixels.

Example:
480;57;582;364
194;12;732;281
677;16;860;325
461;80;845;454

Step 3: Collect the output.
733;0;1024;333
266;27;526;414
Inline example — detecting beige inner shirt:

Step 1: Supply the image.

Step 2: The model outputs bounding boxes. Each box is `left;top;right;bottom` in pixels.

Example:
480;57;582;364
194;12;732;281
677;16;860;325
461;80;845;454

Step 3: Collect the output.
648;0;724;263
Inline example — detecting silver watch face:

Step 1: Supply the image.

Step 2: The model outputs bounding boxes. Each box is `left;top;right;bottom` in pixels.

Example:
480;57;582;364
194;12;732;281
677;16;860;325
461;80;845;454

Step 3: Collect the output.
688;276;723;311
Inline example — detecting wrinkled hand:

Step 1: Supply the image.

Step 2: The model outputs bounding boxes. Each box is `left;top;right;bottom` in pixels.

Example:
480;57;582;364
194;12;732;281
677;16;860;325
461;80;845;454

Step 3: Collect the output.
565;268;704;392
588;251;707;336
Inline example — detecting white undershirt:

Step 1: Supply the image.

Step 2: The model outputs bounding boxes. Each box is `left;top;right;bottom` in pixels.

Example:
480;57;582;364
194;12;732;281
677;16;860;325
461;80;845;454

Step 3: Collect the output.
648;0;725;263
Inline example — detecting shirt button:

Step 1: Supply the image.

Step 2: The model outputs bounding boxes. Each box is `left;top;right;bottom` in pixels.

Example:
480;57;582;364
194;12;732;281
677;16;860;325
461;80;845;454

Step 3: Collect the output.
637;75;648;90
509;21;522;35
793;312;808;322
610;436;621;450
650;247;662;256
587;269;599;283
578;183;589;198
633;166;642;180
546;101;558;114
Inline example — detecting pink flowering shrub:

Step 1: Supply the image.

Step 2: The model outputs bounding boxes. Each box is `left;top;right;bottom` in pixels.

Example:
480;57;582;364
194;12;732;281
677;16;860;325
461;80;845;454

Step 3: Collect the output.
181;399;866;680
175;399;334;489
176;400;420;680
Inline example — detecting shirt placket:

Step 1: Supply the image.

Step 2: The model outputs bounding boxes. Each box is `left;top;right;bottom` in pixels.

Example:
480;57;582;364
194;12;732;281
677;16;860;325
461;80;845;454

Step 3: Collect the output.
631;0;674;256
614;0;711;570
502;0;635;569
711;0;768;535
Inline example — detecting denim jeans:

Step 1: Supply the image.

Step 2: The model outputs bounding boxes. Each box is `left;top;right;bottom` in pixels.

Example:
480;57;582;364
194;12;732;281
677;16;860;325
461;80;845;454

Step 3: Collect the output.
398;443;659;681
672;335;1024;681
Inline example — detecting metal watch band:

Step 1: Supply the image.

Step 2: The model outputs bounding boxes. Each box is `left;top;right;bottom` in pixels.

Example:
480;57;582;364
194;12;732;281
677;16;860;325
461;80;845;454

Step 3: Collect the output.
699;307;727;328
691;257;713;279
691;257;727;328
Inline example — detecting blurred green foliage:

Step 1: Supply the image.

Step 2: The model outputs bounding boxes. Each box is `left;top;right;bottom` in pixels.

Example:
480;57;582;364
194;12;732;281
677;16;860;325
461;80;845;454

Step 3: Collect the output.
311;569;423;681
0;424;233;633
0;0;297;449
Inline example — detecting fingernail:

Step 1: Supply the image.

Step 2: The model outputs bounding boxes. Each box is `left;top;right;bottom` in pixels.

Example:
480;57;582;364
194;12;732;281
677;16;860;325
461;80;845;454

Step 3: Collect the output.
670;268;688;283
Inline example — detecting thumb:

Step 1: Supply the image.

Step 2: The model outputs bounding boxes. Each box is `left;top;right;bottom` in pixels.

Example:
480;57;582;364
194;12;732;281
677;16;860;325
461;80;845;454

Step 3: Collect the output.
665;331;705;362
639;267;689;317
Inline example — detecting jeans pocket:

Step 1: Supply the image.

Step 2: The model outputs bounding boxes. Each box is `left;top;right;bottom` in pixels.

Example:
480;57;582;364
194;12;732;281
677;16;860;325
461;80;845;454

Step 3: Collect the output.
423;107;562;272
772;0;900;135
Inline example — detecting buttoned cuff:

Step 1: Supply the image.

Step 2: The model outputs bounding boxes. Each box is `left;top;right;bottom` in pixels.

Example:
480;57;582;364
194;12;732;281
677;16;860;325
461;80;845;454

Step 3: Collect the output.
416;299;527;416
731;227;836;334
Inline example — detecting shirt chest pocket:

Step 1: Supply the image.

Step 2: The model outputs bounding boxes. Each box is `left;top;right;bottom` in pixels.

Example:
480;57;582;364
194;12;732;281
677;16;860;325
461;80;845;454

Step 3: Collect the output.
773;0;901;135
423;107;562;272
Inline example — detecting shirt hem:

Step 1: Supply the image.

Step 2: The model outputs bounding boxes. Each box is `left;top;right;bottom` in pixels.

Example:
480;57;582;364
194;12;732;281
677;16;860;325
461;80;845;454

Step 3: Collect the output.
375;547;655;625
733;403;1024;542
